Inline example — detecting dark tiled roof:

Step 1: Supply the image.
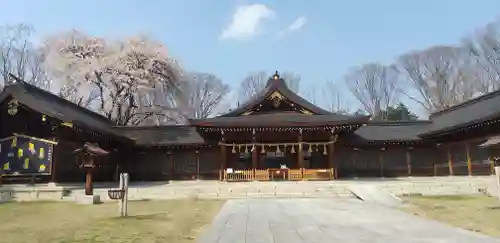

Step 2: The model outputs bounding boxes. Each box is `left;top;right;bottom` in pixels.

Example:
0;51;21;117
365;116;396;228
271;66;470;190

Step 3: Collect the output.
354;121;432;142
0;81;129;141
420;90;500;137
114;126;205;146
189;112;370;127
221;75;334;116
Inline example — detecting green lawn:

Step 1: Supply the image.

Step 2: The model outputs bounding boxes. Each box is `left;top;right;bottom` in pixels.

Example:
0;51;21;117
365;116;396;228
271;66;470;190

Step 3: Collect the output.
402;195;500;237
0;199;224;243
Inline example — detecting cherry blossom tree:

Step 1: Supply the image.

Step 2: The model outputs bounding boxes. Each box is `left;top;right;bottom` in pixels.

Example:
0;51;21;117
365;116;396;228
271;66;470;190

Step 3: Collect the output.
42;30;185;125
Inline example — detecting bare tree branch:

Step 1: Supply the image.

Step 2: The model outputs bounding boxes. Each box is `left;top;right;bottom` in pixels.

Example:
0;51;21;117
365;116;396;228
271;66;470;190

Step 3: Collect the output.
0;23;49;89
303;85;319;106
238;71;267;103
280;71;301;93
396;45;476;113
323;80;352;114
464;21;500;92
344;63;399;119
237;71;301;103
183;72;230;119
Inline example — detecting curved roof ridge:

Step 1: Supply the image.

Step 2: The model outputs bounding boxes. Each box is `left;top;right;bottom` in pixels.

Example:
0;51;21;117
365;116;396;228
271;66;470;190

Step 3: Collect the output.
430;89;500;118
366;120;432;126
220;71;333;117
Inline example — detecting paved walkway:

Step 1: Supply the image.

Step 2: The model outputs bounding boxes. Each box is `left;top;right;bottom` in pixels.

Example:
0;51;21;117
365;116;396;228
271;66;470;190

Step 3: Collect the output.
198;199;500;243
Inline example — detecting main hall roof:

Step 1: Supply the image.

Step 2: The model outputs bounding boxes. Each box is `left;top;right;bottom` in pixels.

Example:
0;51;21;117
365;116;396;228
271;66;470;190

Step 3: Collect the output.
2;73;500;147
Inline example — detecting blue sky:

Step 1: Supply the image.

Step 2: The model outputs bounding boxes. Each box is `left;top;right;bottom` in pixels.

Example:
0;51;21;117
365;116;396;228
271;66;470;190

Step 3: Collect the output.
1;0;499;115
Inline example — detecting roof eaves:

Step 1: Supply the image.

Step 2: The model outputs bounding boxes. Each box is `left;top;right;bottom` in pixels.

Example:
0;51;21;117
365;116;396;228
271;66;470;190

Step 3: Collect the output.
429;89;500;119
419;111;500;137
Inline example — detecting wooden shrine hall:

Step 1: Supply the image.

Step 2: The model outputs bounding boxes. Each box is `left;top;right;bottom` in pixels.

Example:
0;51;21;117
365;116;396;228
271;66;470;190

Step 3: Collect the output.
1;72;500;183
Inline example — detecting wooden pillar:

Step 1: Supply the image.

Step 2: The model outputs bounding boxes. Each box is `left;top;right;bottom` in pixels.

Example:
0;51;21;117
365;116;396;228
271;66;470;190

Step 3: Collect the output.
85;168;93;195
220;131;227;181
352;149;357;169
447;144;454;176
50;144;58;182
491;157;495;175
50;129;59;183
195;150;200;180
328;133;337;179
252;129;258;170
168;151;174;179
298;129;304;178
466;142;472;176
406;148;412;176
380;148;385;177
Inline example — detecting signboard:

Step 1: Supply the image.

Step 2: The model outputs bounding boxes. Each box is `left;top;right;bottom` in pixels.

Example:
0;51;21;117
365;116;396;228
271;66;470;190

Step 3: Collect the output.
0;135;54;175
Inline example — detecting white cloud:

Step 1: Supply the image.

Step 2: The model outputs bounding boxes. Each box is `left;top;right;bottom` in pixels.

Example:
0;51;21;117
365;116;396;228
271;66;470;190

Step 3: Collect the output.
219;4;275;41
277;16;307;38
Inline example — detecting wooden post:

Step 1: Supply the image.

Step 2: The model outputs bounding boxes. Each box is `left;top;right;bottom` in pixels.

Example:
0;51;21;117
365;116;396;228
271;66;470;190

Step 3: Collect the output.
328;144;334;179
328;133;337;180
85;167;93;196
491;157;495;175
406;148;412;176
220;131;227;181
297;129;304;179
251;129;258;179
168;151;174;179
352;149;357;170
466;142;472;176
447;144;454;176
119;173;129;217
495;166;500;200
380;148;385;177
50;127;59;183
50;143;58;183
195;150;200;180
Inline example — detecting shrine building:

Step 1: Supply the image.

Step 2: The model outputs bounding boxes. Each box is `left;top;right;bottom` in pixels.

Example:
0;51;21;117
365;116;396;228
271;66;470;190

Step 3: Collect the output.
1;72;499;183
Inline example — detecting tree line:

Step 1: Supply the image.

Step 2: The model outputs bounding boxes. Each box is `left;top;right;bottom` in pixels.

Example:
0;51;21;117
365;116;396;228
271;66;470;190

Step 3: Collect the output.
0;20;499;125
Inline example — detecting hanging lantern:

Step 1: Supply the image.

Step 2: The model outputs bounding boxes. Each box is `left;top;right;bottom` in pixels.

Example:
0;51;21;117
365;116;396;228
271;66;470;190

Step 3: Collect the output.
276;145;281;153
244;145;248;153
308;144;313;153
261;144;266;154
323;144;327;155
238;145;242;152
291;145;296;154
41;115;47;122
232;144;236;153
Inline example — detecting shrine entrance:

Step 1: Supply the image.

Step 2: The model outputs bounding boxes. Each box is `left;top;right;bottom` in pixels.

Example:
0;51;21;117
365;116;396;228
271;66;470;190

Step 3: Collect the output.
261;150;289;169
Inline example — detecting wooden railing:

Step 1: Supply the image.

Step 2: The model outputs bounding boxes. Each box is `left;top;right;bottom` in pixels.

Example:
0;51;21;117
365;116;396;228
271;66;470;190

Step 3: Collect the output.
222;168;334;181
288;169;303;180
254;169;270;181
303;168;334;180
223;169;254;182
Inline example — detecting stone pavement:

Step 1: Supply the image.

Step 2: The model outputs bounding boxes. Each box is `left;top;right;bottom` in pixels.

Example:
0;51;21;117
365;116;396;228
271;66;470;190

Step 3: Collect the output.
348;184;402;207
198;199;500;243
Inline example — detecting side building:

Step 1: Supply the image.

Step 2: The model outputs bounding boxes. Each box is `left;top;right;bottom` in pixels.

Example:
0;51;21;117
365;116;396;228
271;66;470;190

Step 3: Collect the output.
0;73;498;183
